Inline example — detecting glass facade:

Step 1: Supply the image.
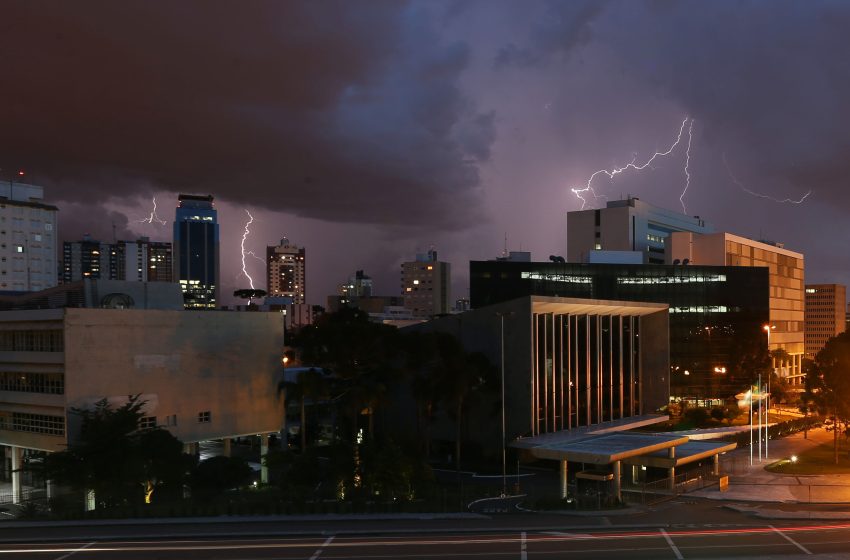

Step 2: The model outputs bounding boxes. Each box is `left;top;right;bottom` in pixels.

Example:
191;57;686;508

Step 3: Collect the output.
174;195;219;309
471;261;770;401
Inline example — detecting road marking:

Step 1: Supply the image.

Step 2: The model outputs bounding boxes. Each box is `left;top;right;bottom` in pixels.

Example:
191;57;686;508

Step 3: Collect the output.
309;535;335;560
520;531;527;560
659;528;683;559
54;541;96;560
770;525;812;555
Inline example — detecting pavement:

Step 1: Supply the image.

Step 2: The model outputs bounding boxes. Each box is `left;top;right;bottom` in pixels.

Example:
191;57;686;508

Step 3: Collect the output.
693;426;850;509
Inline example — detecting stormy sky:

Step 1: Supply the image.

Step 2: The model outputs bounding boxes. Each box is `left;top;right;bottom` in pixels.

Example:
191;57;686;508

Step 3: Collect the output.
2;1;849;305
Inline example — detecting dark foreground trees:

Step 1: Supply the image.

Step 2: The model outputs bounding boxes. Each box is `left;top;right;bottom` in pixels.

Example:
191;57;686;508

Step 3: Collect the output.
41;395;194;507
805;331;850;464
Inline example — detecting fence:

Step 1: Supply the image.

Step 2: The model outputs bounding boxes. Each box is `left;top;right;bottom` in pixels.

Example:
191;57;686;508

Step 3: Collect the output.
0;488;46;505
623;465;718;505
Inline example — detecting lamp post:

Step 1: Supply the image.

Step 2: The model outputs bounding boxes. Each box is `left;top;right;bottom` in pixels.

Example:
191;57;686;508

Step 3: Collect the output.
496;311;514;497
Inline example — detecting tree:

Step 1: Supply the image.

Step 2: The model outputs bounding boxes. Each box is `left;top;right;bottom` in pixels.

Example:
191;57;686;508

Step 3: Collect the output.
40;395;193;508
190;456;253;498
806;331;850;464
280;367;329;451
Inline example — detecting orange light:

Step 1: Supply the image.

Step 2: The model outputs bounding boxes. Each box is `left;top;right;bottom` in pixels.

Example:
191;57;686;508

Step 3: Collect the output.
17;170;24;176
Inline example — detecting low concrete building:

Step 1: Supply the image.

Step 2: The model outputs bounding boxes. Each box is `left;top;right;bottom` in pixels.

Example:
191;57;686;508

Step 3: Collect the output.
0;301;285;503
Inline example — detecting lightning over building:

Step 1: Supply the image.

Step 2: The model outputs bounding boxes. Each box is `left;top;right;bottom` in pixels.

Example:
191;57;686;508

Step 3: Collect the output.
569;118;694;211
723;154;812;204
239;209;258;290
137;197;167;225
679;119;694;214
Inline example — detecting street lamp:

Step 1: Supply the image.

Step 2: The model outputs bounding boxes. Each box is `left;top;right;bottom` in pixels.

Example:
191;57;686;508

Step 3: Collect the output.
495;311;514;497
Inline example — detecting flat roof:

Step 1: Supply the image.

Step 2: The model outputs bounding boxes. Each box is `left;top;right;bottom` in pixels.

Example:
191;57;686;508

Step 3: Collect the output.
526;432;689;464
623;439;737;468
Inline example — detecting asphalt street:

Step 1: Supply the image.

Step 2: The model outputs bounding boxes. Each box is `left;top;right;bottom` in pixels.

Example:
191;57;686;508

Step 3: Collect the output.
4;523;850;559
4;499;850;560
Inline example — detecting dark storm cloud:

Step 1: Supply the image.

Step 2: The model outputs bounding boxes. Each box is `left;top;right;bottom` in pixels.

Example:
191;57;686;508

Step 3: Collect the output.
58;203;134;243
0;1;494;229
493;0;850;201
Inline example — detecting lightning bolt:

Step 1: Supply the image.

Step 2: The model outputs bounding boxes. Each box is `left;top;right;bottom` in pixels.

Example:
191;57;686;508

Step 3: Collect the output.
569;117;694;210
679;119;694;214
723;154;812;204
240;209;257;289
137;197;167;225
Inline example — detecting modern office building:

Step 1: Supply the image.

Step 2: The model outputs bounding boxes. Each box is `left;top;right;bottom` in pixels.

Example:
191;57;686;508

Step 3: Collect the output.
266;238;306;304
173;194;219;309
0;280;285;504
0;181;58;292
668;232;805;385
805;284;846;359
401;249;450;317
470;260;770;401
567;197;714;264
63;236;172;284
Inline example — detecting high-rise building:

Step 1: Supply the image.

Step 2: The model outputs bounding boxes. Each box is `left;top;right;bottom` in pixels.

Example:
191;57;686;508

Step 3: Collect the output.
401;249;450;317
0;181;58;292
567;197;714;264
173;194;219;309
338;270;372;304
805;284;846;359
266;238;306;304
669;232;805;385
63;236;172;284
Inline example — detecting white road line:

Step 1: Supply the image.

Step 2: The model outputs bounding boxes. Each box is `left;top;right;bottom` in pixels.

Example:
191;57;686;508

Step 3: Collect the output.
770;525;812;555
659;528;683;559
520;531;527;560
54;541;96;560
309;535;335;560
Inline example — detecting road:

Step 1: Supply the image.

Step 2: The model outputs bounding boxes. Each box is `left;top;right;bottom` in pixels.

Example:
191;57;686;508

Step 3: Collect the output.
2;500;850;559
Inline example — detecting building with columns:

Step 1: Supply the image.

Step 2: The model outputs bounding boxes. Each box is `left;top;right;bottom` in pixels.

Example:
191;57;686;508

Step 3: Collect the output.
408;295;734;503
0;280;284;504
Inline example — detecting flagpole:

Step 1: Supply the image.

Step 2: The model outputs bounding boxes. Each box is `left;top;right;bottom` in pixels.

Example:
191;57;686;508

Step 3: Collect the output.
758;373;762;462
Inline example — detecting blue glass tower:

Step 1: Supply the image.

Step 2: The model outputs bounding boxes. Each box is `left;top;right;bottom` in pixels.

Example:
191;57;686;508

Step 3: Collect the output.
173;194;220;309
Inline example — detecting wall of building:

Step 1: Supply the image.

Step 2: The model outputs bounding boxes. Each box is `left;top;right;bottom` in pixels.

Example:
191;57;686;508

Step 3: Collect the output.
0;308;285;452
805;284;846;359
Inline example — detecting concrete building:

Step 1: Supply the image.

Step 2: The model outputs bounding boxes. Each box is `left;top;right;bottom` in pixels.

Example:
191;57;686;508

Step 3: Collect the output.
407;295;734;502
173;194;219;309
266;238;306;304
0;281;284;504
401;249;450;317
338;270;372;304
63;236;172;284
668;232;805;385
567;197;713;264
0;182;58;292
805;284;846;359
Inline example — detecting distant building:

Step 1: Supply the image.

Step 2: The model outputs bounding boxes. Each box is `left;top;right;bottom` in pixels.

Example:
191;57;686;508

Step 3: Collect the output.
266;238;306;304
63;236;172;284
805;284;846;359
668;232;805;386
338;270;372;304
401;249;450;317
0;181;58;292
567;197;713;264
173;194;219;309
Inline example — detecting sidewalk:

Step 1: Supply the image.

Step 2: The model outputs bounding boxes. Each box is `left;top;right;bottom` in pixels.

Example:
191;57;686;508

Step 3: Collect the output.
693;427;850;503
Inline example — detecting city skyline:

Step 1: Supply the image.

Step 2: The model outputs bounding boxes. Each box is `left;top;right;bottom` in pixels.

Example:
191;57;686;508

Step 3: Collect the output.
3;1;850;305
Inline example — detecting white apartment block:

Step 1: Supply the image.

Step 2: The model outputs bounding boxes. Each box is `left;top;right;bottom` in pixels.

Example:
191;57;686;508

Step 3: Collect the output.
0;182;58;292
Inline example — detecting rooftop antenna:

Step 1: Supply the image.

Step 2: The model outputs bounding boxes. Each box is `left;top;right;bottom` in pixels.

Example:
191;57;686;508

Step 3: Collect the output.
503;232;508;257
112;222;117;243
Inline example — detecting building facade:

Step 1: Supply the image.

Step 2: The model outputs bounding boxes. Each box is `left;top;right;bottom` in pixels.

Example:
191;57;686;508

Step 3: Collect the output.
0;182;58;292
668;232;805;385
401;249;450;317
805;284;846;359
63;237;172;284
470;260;770;401
173;194;219;309
266;238;306;304
0;298;285;503
409;296;669;447
567;197;714;265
